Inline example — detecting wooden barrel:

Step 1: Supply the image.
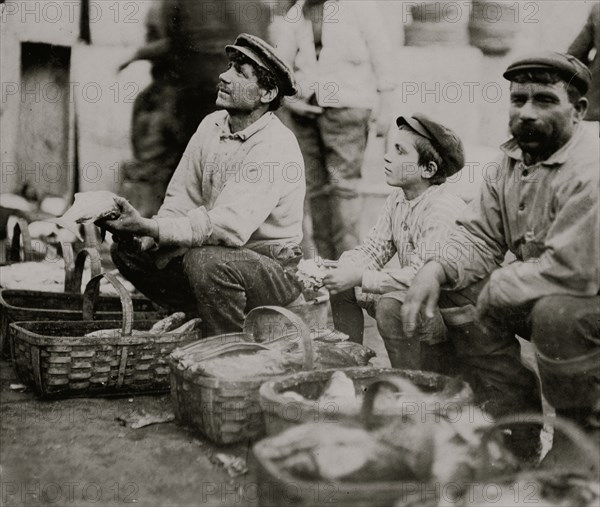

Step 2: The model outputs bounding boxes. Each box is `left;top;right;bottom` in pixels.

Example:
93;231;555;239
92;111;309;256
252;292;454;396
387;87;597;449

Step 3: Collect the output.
406;1;469;47
468;0;521;55
405;20;469;47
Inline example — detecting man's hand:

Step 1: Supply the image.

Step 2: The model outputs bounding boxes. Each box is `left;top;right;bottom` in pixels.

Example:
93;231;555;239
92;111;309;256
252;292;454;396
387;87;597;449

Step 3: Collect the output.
401;262;447;337
323;263;363;295
99;196;158;239
285;98;324;119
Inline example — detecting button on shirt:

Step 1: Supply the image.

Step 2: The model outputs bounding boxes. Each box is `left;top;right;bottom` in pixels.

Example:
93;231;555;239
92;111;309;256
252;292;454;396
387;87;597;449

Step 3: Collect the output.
153;110;305;267
341;185;466;295
440;125;600;307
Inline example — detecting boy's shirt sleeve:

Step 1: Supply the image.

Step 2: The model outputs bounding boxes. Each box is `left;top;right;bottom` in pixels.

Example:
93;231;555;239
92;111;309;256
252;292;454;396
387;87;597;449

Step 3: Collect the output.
362;191;467;295
339;192;398;270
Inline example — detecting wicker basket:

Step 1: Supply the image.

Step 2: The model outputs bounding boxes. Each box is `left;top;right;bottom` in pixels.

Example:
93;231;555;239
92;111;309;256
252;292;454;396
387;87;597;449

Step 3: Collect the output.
0;247;160;358
395;414;600;507
170;306;315;445
259;368;474;436
9;272;198;398
253;377;462;507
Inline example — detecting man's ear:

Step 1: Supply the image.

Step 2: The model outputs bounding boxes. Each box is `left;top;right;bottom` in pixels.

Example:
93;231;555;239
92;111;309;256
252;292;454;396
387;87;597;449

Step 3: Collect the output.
573;97;588;122
421;161;438;180
260;86;278;105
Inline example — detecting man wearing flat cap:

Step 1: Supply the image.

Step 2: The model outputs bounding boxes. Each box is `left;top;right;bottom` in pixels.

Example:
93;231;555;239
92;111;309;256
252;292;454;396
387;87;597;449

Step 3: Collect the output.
403;51;599;466
103;34;306;338
323;114;476;374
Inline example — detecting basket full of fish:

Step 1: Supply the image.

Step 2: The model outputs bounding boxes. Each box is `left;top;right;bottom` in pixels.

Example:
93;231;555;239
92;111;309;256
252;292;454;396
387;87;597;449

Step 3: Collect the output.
9;272;199;398
169;306;376;445
252;377;493;507
259;367;474;436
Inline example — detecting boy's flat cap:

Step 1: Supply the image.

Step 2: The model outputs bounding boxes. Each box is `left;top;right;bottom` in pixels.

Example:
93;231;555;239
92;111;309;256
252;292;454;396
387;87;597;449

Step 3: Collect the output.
503;51;591;95
396;113;465;178
226;33;297;96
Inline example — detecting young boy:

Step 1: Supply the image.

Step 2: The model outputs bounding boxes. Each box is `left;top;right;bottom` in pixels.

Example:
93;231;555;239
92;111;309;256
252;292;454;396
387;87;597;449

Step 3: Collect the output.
323;114;471;373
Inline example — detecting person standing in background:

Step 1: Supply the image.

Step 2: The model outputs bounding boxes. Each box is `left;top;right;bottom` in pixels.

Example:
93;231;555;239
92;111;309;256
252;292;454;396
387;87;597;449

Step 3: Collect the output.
274;0;397;260
568;3;600;126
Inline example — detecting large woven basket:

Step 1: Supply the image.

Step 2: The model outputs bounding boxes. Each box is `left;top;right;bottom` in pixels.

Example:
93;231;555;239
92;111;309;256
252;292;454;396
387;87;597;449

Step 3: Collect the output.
259;368;474;436
0;247;160;357
170;306;315;445
10;272;198;398
253;377;462;507
395;414;600;507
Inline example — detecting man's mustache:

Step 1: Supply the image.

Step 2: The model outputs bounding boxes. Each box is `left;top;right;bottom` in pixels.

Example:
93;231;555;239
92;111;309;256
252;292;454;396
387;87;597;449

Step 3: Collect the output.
511;122;548;141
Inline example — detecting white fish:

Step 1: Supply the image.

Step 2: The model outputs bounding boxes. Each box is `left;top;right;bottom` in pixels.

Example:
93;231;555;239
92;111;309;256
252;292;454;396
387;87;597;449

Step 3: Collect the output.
51;191;121;240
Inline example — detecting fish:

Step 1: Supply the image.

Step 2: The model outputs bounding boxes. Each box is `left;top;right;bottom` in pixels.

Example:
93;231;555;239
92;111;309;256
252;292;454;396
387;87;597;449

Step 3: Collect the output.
51;191;121;240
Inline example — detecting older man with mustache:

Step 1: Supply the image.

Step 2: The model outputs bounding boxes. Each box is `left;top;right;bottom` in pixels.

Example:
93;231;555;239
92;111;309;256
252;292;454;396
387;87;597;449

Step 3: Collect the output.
402;52;599;468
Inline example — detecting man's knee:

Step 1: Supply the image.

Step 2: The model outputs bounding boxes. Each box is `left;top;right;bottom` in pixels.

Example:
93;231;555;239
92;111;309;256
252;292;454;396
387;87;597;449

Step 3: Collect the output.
531;295;598;358
376;297;403;340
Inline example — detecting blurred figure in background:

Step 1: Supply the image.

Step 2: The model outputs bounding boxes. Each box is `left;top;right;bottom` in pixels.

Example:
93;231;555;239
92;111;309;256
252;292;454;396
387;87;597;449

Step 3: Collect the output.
274;0;397;260
568;3;600;128
119;0;271;217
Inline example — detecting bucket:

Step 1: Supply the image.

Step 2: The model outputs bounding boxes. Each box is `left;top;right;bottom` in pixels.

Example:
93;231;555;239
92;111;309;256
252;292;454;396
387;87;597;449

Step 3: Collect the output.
285;289;330;332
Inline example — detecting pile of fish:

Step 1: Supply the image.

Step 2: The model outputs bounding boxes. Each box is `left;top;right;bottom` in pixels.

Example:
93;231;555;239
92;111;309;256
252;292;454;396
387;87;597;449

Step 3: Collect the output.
51;191;121;240
178;330;375;381
259;374;506;485
296;259;329;291
85;312;201;338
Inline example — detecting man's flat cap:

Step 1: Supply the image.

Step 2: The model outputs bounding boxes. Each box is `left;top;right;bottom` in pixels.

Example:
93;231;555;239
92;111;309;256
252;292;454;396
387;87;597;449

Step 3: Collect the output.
226;33;297;96
396;113;465;178
503;51;591;95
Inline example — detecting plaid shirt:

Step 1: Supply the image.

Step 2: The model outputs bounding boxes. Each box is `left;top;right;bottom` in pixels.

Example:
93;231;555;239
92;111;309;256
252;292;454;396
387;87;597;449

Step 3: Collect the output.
341;184;466;297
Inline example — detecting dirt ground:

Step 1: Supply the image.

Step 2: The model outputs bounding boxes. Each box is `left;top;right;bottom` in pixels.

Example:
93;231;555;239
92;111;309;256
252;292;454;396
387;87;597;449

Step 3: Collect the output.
1;314;553;507
0;317;390;507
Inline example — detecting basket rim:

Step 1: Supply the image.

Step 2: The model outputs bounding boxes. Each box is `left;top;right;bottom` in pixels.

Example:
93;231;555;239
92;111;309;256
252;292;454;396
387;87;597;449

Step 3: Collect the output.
9;319;198;346
258;367;470;410
0;288;156;313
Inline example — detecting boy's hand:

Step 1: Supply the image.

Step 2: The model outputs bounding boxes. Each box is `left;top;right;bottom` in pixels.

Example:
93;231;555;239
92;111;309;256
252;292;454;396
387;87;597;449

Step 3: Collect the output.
401;262;447;337
323;263;363;295
100;197;158;238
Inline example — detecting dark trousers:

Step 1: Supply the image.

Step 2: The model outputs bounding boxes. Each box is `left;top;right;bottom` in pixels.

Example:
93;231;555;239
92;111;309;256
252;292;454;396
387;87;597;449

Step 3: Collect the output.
111;241;302;338
288;107;371;260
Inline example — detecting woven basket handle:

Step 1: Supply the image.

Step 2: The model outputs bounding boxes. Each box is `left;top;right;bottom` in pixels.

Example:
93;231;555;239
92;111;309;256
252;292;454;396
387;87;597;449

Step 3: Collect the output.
244;306;314;371
361;377;423;429
480;412;600;477
64;247;102;293
82;272;134;336
9;217;33;262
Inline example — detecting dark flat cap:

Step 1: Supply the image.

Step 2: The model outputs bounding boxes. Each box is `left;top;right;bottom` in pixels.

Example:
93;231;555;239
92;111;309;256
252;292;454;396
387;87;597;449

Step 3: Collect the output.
503;51;591;95
226;33;297;96
396;113;465;178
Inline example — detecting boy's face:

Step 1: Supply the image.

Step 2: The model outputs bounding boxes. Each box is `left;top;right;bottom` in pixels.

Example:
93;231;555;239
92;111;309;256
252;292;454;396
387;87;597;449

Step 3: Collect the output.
383;129;424;189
